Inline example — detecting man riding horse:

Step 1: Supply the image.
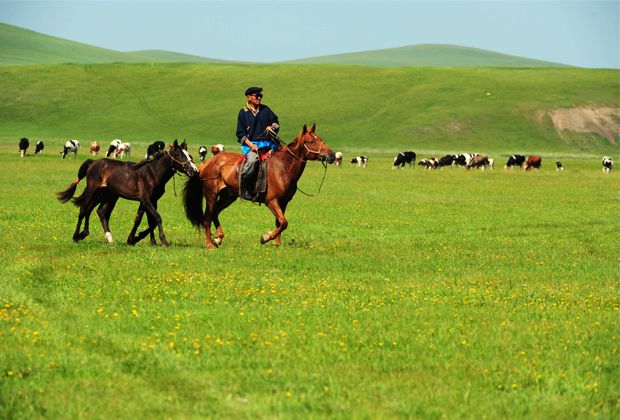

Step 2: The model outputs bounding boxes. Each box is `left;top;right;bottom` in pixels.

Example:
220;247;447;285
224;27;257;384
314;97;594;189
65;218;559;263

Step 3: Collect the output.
236;86;280;200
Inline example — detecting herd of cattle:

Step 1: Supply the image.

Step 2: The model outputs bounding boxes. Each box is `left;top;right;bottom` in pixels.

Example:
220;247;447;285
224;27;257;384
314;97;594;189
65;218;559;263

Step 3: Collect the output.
15;137;614;173
340;150;613;173
16;138;225;162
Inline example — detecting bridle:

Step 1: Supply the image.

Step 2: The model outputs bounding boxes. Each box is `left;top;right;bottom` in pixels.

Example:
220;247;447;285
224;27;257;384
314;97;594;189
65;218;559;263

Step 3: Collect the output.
166;150;195;173
284;133;330;197
166;149;197;196
286;133;326;163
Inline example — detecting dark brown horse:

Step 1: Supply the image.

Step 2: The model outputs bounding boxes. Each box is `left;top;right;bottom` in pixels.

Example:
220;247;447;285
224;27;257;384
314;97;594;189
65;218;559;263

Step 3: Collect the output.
183;124;335;248
57;140;199;246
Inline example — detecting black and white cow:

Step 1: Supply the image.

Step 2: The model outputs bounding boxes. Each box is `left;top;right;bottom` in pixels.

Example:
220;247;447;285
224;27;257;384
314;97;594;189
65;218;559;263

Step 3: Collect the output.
454;153;478;167
602;156;613;173
438;154;456;167
556;161;564;171
392;151;416;169
418;157;439;170
351;156;368;167
504;154;526;169
146;140;166;159
106;139;122;158
61;140;79;159
198;145;208;161
19;137;29;157
34;140;44;154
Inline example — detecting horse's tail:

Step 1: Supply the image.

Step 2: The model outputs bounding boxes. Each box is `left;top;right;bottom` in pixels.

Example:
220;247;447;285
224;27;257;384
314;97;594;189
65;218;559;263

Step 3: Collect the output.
56;159;93;204
182;174;205;227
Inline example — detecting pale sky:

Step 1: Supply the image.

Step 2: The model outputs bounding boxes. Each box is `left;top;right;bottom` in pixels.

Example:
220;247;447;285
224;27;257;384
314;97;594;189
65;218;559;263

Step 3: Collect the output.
1;0;619;68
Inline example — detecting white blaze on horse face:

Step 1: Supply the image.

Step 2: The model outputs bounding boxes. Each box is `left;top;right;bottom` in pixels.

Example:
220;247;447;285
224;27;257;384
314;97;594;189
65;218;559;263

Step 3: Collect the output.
183;150;199;172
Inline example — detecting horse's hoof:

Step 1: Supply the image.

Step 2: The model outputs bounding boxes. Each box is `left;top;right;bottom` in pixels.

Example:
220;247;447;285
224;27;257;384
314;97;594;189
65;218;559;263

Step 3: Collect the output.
213;237;222;246
104;232;114;243
260;234;269;245
126;239;135;246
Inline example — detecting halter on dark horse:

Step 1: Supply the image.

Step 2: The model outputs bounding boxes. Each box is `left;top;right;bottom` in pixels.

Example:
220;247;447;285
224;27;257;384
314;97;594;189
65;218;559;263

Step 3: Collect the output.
183;124;336;248
57;140;199;246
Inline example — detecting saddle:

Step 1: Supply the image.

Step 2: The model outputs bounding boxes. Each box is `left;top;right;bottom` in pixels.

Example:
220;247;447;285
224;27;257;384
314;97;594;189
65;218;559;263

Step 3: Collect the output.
237;151;270;199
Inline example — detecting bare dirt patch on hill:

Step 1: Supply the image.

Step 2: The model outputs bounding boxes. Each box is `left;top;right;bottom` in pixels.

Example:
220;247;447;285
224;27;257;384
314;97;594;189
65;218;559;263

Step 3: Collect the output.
542;107;620;145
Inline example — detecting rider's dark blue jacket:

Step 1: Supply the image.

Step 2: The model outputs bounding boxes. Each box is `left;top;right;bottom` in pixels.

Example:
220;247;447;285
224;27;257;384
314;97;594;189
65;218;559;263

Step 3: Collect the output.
236;104;279;155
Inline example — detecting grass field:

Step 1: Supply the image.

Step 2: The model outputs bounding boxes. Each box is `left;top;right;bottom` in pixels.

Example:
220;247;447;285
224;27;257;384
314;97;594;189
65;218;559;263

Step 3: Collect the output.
0;148;618;418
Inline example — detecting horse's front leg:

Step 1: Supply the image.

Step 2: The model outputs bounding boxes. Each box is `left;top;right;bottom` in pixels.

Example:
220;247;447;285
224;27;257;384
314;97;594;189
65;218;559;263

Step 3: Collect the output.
273;200;289;246
260;199;288;245
142;200;168;246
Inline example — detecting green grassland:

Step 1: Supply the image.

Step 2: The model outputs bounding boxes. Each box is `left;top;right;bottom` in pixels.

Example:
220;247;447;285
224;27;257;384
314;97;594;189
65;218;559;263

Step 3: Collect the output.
0;59;619;418
0;151;618;418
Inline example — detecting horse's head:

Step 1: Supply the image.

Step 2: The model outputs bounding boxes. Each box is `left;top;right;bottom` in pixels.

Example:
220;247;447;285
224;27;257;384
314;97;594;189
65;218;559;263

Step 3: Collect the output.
294;124;336;164
168;139;199;177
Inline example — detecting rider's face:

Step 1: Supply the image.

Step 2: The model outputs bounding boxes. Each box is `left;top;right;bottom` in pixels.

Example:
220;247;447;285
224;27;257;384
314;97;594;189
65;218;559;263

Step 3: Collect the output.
247;94;262;106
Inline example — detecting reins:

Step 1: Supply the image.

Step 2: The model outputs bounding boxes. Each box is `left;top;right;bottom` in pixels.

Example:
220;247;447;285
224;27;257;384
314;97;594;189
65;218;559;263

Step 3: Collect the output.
284;134;329;197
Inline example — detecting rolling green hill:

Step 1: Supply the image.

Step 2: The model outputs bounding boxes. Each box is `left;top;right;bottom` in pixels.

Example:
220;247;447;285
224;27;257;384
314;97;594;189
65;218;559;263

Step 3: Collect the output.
0;23;228;65
0;63;618;156
2;22;571;68
285;44;571;67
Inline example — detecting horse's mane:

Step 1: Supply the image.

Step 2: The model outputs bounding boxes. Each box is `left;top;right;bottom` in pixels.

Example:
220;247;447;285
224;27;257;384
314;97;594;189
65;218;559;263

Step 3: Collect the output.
130;152;164;170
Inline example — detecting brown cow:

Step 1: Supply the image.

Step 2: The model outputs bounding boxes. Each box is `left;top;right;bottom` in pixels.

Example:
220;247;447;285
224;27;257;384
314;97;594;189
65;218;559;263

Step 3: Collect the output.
89;141;100;156
467;154;490;170
524;155;542;171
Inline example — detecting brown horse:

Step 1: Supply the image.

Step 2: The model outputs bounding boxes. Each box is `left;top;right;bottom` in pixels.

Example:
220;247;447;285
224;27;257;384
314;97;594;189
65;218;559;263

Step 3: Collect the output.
183;124;335;248
57;140;199;246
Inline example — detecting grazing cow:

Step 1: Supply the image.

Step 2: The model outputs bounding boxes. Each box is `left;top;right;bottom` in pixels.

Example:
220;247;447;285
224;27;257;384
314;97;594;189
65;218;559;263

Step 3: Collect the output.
393;151;416;169
453;153;477;167
34;140;44;154
524;155;542;171
602;156;613;173
556;161;564;171
198;145;208;161
504;154;526;169
114;142;131;159
211;144;225;156
106;139;122;157
334;151;343;167
61;140;79;159
418;157;439;170
19;137;29;157
351;156;368;167
467;154;490;170
438;154;456;167
146;140;166;159
89;141;100;156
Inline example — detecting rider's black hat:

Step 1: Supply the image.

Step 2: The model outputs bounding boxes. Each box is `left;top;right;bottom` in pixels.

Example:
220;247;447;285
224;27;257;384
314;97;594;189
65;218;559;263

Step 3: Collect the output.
244;86;263;96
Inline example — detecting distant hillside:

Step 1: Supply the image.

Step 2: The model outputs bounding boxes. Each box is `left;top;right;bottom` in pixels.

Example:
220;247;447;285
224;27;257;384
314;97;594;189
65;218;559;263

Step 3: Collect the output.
0;64;617;156
0;23;228;65
284;44;572;67
1;22;572;68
